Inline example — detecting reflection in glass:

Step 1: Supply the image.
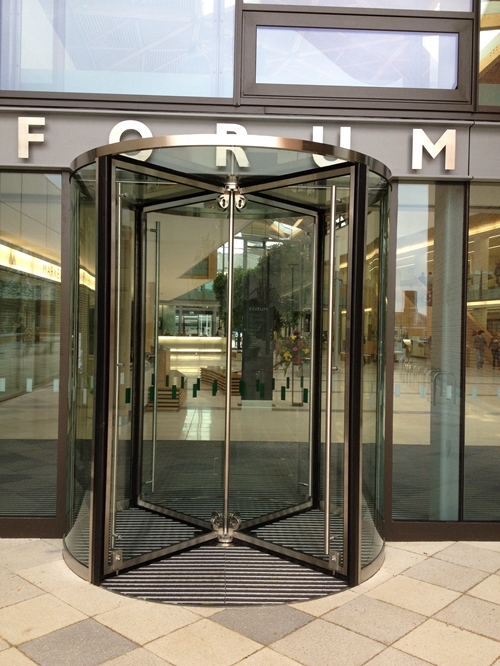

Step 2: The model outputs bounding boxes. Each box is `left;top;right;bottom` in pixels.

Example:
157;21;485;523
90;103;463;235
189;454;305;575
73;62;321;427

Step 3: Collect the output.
228;203;315;523
256;27;458;89
392;183;464;521
361;173;388;567
140;199;228;532
465;182;500;520
479;0;500;105
0;0;234;97
66;165;96;566
0;173;61;518
246;0;471;9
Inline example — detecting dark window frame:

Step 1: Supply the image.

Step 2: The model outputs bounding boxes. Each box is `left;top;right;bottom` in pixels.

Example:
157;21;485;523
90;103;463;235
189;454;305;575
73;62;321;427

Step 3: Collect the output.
241;8;474;109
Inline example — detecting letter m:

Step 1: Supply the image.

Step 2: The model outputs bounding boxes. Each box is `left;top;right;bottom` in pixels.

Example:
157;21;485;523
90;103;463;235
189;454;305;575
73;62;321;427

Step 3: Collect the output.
412;129;456;171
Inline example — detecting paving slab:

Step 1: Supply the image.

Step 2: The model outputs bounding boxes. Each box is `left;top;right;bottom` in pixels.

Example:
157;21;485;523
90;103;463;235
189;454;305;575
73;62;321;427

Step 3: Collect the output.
394;618;500;666
271;618;384;666
290;589;358;617
18;619;135;666
146;618;262;666
211;605;313;645
16;559;83;593
468;573;500;605
363;647;434;665
366;574;460;616
234;648;305;665
382;547;428;575
435;595;500;641
0;594;86;645
435;543;500;574
323;595;426;645
0;540;62;573
403;556;489;592
0;648;39;665
101;649;174;665
95;598;199;645
387;542;455;556
0;568;44;609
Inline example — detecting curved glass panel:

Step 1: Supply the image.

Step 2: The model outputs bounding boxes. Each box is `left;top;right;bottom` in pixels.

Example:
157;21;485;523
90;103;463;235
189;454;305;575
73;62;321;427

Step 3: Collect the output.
145;145;348;184
66;164;96;568
0;0;234;97
361;172;389;569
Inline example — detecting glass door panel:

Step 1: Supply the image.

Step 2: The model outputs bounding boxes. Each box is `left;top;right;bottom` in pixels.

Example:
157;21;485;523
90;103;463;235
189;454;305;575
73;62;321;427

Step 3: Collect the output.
140;200;230;525
228;199;316;525
236;175;350;573
106;168;137;568
106;170;220;572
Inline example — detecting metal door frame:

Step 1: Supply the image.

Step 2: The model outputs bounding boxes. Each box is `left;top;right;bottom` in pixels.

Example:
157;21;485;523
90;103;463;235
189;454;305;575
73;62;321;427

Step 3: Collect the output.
76;135;390;587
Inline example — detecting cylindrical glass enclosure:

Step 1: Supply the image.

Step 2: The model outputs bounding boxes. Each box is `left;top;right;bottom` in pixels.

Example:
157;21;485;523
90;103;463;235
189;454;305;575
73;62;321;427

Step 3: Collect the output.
64;135;390;592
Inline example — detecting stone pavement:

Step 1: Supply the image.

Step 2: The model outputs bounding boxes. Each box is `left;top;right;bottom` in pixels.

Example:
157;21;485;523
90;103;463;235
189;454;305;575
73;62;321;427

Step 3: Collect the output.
1;539;500;666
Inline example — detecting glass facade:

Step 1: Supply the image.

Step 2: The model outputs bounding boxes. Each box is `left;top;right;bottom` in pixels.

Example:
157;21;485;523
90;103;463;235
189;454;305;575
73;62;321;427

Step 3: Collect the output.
465;182;500;521
256;27;459;89
0;172;62;517
393;183;464;521
245;0;472;9
0;0;235;97
479;0;500;106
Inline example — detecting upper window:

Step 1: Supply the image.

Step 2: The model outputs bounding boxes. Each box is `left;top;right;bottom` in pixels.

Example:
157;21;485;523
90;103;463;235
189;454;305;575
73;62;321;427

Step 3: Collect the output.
256;27;458;89
244;0;472;9
0;0;235;98
242;11;473;105
479;0;500;106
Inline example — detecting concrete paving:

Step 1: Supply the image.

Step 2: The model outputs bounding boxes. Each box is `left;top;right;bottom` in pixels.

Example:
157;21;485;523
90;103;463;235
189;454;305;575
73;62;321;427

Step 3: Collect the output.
0;538;499;665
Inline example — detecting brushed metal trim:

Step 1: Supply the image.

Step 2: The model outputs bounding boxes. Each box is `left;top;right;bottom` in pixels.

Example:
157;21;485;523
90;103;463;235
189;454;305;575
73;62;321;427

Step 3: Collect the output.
71;134;392;181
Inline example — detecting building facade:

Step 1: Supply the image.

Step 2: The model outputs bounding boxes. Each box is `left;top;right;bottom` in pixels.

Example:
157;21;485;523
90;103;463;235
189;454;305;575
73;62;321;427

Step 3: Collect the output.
1;0;499;587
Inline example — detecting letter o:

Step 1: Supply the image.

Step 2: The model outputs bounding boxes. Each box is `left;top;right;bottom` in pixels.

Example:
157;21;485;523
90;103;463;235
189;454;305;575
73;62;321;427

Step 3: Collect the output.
109;120;153;162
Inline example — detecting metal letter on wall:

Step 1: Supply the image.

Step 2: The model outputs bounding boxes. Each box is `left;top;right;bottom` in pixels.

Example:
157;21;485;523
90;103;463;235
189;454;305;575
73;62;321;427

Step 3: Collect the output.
312;126;351;167
109;120;153;162
216;123;250;168
412;129;456;171
18;117;45;159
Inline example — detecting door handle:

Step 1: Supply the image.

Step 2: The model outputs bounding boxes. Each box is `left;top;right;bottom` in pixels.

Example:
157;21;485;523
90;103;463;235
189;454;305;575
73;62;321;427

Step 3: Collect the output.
324;186;336;555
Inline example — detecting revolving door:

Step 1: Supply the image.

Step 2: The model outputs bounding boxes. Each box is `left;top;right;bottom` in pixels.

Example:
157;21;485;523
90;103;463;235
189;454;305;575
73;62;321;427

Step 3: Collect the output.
65;135;390;591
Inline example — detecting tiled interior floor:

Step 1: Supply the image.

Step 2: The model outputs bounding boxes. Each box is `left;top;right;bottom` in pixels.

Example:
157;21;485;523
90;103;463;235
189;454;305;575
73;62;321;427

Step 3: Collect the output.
0;538;500;665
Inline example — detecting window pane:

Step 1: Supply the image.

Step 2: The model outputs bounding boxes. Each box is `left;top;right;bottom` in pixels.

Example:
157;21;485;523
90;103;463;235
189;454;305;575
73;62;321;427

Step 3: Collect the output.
465;183;500;521
0;173;61;517
245;0;472;9
479;0;500;105
256;27;458;89
1;0;234;98
393;183;464;522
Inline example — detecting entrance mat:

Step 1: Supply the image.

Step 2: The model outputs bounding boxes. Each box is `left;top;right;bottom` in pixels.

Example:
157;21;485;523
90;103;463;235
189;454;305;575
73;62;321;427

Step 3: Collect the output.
101;543;348;605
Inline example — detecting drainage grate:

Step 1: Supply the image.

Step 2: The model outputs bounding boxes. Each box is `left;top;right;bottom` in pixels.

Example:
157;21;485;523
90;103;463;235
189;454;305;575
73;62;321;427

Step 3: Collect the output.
101;543;348;605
